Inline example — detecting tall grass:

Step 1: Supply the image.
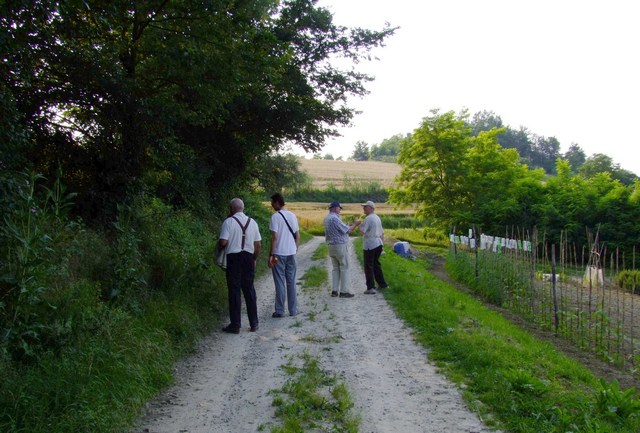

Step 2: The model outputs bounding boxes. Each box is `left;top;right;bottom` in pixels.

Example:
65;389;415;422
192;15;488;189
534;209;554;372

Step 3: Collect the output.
288;177;389;203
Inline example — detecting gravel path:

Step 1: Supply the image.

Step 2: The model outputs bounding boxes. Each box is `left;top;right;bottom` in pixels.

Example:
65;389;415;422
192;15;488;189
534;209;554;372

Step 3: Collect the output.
132;237;493;433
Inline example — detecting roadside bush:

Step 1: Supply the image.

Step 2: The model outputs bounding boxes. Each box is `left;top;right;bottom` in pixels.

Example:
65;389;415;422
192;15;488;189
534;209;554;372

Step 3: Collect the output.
138;196;226;317
0;175;277;432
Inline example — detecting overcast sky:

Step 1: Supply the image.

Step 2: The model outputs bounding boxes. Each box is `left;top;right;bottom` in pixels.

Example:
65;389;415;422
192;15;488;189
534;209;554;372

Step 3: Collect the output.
308;0;639;176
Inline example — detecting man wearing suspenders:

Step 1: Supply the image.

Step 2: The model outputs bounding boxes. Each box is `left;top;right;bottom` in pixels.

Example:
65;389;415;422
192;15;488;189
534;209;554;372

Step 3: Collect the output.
218;198;262;333
268;193;300;318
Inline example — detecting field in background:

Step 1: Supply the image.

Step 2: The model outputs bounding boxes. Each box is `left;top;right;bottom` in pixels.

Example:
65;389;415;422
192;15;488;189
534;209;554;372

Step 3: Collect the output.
298;158;401;189
279;202;415;232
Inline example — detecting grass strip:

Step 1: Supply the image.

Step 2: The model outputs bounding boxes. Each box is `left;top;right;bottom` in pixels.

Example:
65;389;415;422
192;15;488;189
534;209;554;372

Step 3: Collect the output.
263;352;360;433
359;238;640;432
312;242;328;260
298;243;330;292
299;230;314;244
299;265;328;292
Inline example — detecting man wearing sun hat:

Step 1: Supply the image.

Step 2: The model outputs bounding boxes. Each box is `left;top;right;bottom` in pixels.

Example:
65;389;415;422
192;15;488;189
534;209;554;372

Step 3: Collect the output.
358;200;388;294
324;201;361;298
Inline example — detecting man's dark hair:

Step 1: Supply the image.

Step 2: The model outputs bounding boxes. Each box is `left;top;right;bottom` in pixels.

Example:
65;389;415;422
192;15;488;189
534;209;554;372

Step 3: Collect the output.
270;192;285;206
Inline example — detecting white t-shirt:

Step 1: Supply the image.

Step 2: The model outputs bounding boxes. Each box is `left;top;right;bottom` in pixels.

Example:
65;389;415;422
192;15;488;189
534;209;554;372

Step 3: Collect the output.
219;212;261;254
269;209;299;256
360;213;384;250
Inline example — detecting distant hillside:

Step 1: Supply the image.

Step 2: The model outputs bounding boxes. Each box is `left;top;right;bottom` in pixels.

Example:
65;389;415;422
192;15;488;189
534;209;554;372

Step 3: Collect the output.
299;158;401;189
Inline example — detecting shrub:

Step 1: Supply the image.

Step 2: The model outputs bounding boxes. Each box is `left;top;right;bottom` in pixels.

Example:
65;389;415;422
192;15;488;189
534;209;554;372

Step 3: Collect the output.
616;270;640;294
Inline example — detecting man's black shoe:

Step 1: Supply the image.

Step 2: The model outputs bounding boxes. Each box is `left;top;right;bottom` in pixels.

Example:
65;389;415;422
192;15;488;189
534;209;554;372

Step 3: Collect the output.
331;291;339;297
339;292;354;298
250;325;259;332
272;312;285;318
222;325;240;334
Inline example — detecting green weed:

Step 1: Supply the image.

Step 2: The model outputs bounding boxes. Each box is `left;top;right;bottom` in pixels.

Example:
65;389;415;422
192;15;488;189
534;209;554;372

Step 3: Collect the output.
595;379;640;422
300;334;342;344
267;352;360;433
300;265;328;291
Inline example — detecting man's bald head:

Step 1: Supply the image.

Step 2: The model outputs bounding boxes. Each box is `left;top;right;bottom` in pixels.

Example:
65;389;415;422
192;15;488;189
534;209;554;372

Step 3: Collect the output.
230;198;245;213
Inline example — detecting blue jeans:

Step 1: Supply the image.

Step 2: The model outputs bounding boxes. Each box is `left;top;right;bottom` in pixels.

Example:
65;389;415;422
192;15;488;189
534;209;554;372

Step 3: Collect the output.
271;254;298;315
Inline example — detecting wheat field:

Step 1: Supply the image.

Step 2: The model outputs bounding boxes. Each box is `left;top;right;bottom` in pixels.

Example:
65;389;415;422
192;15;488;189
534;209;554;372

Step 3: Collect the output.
298;158;402;189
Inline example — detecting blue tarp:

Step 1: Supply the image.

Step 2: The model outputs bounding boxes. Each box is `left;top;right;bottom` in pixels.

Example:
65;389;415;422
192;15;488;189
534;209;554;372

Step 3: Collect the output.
393;241;411;258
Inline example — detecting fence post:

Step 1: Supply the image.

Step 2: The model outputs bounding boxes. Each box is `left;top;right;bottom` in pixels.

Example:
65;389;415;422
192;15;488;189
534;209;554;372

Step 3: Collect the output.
453;226;457;256
552;244;559;336
474;224;479;278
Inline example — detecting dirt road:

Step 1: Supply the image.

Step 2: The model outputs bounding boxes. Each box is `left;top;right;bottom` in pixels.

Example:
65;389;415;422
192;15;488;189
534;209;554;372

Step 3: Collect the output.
132;237;493;433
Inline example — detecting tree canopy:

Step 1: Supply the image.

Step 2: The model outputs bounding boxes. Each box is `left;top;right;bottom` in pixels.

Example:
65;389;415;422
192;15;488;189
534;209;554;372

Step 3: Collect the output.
391;109;640;251
1;0;395;220
465;110;634;178
370;133;404;162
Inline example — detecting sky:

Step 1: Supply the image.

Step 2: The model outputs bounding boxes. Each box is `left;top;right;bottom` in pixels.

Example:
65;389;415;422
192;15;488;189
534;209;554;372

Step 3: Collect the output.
304;0;640;175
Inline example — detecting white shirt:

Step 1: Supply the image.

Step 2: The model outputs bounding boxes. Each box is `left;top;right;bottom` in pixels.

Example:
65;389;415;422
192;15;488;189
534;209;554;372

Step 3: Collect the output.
360;213;384;250
269;209;299;256
219;212;261;254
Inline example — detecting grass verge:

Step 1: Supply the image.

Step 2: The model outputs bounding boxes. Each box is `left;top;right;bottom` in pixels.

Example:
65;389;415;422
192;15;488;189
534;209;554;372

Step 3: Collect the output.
356;238;640;432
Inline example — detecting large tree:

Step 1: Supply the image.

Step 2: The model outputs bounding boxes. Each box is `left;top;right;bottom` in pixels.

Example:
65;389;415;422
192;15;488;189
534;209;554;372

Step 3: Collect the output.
391;109;545;232
1;0;395;219
390;109;473;228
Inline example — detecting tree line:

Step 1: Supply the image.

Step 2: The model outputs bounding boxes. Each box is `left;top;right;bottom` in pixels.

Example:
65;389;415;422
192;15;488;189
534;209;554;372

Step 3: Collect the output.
390;109;640;256
348;110;638;187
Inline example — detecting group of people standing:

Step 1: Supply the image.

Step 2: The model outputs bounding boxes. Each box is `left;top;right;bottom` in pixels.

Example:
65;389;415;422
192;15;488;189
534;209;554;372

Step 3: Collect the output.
217;195;388;334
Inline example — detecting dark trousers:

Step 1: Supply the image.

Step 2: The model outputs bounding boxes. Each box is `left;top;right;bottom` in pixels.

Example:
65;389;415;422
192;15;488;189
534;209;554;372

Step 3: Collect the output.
225;251;258;329
364;245;387;290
